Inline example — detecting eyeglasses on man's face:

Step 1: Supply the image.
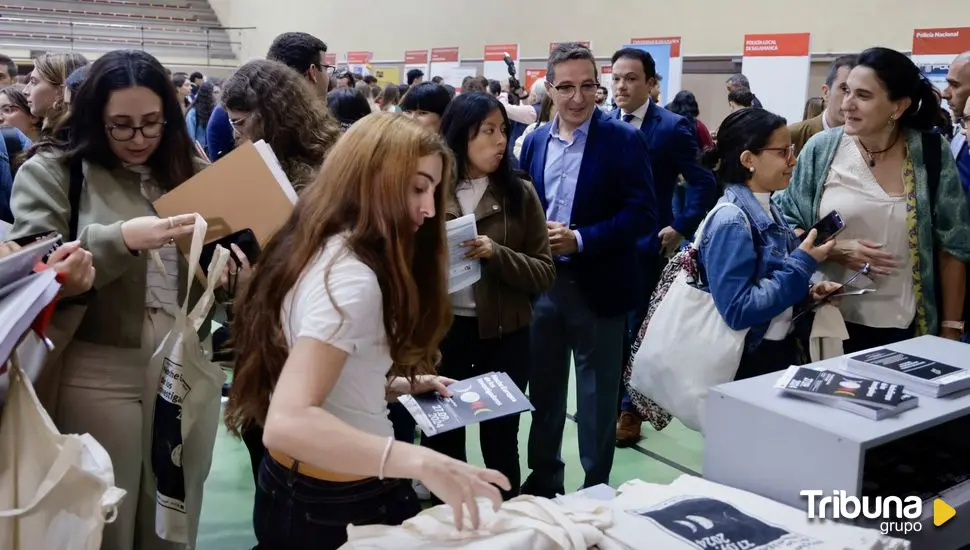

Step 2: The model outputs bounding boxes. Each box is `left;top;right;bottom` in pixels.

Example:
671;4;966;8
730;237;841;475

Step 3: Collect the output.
105;121;166;141
550;81;599;99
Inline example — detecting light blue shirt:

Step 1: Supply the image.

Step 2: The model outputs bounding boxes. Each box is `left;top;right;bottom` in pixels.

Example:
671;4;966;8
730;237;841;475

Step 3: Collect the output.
544;114;592;252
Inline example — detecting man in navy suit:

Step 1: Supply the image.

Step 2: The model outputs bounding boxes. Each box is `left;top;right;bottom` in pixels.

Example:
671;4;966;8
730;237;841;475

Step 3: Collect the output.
610;47;717;446
519;43;656;497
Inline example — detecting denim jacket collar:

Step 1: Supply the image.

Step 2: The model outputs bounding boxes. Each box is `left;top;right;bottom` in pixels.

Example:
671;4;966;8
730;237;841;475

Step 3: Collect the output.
722;183;790;238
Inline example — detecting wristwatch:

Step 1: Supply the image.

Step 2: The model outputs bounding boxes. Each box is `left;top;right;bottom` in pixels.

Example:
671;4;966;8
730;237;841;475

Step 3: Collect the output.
942;320;965;332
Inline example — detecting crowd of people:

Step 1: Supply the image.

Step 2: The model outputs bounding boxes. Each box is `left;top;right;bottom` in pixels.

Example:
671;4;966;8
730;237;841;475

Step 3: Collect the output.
0;29;968;550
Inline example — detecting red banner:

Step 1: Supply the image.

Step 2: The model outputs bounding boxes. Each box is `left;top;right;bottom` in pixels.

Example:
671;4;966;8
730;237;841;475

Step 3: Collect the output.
913;27;970;55
323;53;337;66
525;69;546;92
485;44;518;62
346;51;373;65
743;33;811;57
600;65;612;75
431;47;459;63
630;36;682;58
405;49;429;64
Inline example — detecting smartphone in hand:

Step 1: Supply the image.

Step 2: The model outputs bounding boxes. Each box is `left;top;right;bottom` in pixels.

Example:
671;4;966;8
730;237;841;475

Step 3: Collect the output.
800;210;845;246
199;228;261;275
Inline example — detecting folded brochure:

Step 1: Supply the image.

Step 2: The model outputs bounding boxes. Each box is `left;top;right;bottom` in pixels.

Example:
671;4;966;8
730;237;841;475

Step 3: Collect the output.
398;371;533;436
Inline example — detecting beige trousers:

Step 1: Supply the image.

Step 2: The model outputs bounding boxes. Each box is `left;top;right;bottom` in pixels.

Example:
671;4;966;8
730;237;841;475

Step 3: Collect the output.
55;309;186;550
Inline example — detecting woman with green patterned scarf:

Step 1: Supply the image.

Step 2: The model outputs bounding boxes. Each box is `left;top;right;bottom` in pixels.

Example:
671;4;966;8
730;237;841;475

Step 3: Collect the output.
774;47;970;351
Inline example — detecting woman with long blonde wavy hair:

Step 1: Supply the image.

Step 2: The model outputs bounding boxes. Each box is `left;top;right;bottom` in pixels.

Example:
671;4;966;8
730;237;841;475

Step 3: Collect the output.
23;52;88;136
226;114;510;550
221;59;340;191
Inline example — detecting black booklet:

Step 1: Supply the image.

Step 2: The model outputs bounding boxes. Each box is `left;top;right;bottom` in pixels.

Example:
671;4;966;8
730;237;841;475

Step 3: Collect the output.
847;347;970;397
397;371;533;436
775;366;918;420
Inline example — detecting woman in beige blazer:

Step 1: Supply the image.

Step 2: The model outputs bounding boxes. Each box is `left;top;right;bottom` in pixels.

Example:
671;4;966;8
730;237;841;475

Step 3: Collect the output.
9;50;210;550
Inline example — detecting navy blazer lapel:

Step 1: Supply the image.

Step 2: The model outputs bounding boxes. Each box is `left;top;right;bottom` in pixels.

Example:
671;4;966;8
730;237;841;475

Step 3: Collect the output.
532;123;550;210
573;109;603;216
639;102;662;146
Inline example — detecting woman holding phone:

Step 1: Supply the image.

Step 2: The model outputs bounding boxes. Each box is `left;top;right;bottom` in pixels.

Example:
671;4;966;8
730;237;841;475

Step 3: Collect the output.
698;108;844;380
775;48;970;351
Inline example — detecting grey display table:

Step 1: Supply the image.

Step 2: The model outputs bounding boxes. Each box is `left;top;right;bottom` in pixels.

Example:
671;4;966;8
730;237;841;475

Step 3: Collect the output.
704;335;970;549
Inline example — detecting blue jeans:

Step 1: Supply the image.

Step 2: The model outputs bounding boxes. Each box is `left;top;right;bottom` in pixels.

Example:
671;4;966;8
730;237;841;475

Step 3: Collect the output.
253;452;421;550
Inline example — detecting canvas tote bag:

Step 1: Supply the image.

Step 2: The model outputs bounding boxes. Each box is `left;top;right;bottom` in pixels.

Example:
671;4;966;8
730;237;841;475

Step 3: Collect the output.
141;214;229;545
629;202;750;433
0;354;125;550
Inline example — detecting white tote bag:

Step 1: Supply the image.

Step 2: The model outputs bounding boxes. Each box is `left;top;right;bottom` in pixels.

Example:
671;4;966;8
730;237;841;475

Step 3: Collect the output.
630;202;750;433
0;356;125;550
141;215;230;545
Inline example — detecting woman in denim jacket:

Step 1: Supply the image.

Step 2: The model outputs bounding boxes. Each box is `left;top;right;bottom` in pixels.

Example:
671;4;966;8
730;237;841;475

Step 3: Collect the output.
698;109;841;380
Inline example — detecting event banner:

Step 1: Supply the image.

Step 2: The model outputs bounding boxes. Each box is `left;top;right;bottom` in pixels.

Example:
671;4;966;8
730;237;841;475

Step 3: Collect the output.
346;51;373;77
631;36;683;99
525;69;546;94
484;43;519;83
429;46;461;87
912;27;970;113
622;43;671;106
404;49;430;83
324;53;337;68
372;67;400;88
600;65;613;103
741;33;811;123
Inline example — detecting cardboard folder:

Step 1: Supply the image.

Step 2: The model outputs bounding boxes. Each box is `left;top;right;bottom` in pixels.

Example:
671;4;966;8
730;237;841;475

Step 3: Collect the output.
152;140;298;254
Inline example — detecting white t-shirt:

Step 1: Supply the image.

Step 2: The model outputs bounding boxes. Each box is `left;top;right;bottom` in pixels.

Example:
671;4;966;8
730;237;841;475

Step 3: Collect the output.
281;234;393;437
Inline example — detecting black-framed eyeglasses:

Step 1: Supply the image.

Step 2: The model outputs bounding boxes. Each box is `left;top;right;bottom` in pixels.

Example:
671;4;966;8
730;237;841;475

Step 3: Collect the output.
550;81;598;99
319;64;336;75
105;121;166;141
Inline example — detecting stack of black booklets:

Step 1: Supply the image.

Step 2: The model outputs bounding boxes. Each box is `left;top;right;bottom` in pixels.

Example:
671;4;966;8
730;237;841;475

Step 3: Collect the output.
774;366;918;420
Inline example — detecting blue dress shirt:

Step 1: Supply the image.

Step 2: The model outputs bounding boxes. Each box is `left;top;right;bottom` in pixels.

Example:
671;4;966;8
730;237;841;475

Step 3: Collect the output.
544;114;593;252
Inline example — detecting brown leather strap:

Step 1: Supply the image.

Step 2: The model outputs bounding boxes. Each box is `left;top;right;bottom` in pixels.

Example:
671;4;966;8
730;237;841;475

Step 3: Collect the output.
267;449;370;483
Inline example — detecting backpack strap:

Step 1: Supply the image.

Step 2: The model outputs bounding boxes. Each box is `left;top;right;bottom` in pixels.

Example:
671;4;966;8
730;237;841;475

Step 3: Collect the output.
67;158;84;241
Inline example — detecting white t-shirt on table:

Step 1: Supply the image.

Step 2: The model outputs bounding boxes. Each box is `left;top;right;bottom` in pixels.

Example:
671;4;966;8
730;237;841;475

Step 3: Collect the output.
281;234;394;438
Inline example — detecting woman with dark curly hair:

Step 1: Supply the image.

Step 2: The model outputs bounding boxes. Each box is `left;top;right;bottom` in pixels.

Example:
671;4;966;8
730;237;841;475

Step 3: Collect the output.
222;59;341;191
185;80;215;156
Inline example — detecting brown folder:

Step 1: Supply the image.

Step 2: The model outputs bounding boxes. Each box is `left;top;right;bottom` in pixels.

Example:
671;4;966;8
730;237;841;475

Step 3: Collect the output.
153;140;297;253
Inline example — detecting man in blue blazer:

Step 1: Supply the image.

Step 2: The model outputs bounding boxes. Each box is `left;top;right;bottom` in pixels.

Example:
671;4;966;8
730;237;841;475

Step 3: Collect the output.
519;43;656;497
610;47;717;446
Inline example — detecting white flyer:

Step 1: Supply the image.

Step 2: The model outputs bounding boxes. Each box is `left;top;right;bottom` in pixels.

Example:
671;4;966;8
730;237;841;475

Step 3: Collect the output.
445;214;481;294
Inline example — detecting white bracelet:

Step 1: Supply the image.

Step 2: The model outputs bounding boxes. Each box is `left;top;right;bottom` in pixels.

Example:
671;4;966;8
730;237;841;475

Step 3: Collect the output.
378;436;394;480
942;320;965;331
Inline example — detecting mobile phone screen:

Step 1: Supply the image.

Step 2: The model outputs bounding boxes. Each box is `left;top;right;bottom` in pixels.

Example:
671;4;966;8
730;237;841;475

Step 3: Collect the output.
808;211;845;246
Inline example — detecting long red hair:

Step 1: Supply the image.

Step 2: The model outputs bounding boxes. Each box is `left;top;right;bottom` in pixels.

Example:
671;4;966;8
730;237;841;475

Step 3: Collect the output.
225;113;455;436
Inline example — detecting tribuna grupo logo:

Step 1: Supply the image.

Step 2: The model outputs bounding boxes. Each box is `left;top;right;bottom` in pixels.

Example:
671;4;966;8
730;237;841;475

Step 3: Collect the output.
800;490;940;535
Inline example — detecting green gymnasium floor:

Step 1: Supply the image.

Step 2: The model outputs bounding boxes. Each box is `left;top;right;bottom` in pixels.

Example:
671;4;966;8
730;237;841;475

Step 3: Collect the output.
197;370;705;549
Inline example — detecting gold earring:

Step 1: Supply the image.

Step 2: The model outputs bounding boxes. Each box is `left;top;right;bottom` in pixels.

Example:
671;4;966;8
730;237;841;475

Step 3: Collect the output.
888;116;896;128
